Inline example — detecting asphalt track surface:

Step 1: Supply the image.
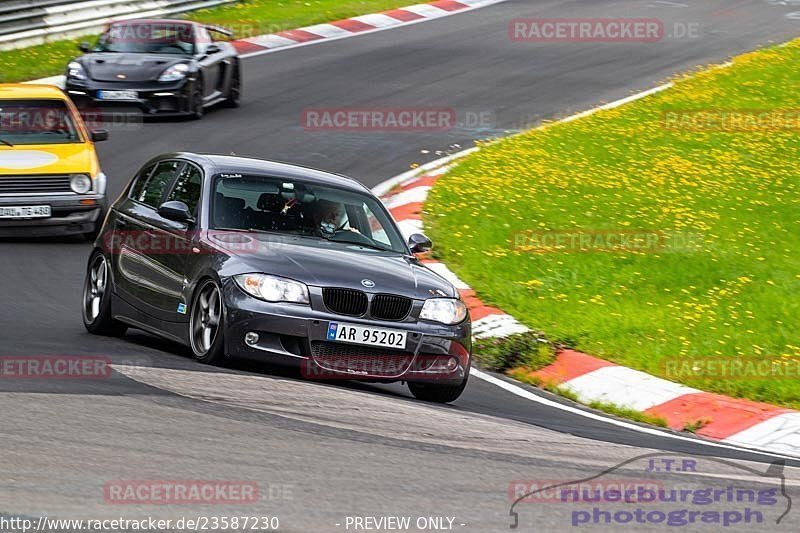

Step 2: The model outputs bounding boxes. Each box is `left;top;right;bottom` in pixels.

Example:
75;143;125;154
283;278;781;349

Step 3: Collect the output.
2;1;800;531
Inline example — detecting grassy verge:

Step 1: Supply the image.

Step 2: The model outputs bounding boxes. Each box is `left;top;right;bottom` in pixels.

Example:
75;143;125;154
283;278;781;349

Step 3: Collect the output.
0;0;411;83
472;331;555;373
428;40;800;409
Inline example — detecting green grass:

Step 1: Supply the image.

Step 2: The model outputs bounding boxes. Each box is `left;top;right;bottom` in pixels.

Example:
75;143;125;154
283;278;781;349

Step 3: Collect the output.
585;401;669;428
0;0;411;83
427;40;800;409
472;331;555;372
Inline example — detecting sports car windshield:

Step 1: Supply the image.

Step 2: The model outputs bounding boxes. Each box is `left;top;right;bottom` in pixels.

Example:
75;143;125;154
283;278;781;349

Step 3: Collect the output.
94;22;195;55
213;175;408;253
0;99;81;145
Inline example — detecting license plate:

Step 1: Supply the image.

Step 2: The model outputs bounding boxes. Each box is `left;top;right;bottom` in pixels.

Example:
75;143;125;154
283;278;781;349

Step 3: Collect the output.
327;322;407;349
98;90;138;101
0;205;51;219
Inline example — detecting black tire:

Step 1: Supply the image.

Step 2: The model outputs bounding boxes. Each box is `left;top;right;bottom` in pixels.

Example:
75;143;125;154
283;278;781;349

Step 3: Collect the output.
225;62;241;108
82;252;127;336
189;279;226;365
190;78;205;120
408;366;470;404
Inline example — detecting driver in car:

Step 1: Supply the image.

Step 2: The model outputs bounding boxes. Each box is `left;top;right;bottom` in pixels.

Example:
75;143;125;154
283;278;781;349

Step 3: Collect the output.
313;200;345;236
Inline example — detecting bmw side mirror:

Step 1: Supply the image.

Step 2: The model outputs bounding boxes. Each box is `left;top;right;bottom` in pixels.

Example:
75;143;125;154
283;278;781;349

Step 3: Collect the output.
205;43;222;55
408;233;432;254
79;42;91;53
90;129;108;142
158;200;194;224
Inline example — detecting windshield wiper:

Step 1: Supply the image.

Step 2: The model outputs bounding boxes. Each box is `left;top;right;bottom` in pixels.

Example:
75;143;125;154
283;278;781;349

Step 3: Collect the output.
0;138;13;147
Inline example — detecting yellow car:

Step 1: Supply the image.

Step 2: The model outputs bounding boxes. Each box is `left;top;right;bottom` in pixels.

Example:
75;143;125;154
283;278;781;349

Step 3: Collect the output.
0;84;108;238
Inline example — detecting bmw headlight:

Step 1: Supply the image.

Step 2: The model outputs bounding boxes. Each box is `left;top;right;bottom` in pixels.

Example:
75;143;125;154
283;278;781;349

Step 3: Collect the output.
234;274;310;304
158;63;189;82
420;298;468;325
70;174;92;194
67;61;87;80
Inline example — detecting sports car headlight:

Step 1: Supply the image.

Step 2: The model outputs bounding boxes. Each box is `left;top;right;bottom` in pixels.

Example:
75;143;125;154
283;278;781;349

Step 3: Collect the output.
234;274;310;304
70;174;92;194
158;63;189;82
420;298;468;325
67;61;87;80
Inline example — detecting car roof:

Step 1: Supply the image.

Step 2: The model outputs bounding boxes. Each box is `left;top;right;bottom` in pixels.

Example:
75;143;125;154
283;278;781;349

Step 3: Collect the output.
180;153;373;194
0;84;67;100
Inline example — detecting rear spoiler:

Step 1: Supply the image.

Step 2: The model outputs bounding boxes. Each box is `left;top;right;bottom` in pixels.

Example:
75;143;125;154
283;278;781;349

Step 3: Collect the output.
204;25;233;38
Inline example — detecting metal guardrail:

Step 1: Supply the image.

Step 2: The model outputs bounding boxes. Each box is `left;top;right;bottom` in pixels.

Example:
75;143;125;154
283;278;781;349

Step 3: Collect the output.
0;0;237;50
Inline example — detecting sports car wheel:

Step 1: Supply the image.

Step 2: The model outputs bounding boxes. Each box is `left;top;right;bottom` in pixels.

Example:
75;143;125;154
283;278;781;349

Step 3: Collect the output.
82;252;127;336
225;63;241;108
189;279;226;364
408;365;470;403
190;79;204;120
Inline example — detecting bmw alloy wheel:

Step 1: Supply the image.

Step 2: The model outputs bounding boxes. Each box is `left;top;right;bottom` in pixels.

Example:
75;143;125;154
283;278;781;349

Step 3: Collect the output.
190;280;222;356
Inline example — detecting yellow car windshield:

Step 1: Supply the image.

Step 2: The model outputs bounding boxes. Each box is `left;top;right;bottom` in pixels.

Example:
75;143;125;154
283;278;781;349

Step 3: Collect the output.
0;99;82;145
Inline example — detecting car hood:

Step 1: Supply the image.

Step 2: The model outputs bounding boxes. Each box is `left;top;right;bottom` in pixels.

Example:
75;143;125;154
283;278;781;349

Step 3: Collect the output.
79;53;189;83
209;233;457;299
0;144;98;176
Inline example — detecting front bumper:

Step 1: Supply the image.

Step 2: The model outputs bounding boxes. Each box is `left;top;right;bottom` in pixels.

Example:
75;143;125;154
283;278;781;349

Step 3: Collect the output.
65;78;193;116
223;281;472;385
0;194;105;237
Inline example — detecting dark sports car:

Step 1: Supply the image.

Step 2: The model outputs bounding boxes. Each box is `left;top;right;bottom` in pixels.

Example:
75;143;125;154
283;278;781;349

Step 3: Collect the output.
65;19;241;119
82;153;472;403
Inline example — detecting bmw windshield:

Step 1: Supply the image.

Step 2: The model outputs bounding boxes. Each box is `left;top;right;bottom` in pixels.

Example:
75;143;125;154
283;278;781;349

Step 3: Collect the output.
212;175;408;254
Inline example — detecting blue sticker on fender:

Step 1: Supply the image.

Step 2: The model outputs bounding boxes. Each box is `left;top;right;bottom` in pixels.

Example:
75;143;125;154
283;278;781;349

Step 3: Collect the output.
177;303;187;314
327;322;339;340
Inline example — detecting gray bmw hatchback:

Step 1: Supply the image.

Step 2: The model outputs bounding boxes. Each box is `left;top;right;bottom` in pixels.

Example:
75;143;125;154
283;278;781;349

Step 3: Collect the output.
82;153;471;402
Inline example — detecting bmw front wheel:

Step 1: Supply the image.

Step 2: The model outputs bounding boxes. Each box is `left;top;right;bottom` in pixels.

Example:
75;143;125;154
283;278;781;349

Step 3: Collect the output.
189;279;226;364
